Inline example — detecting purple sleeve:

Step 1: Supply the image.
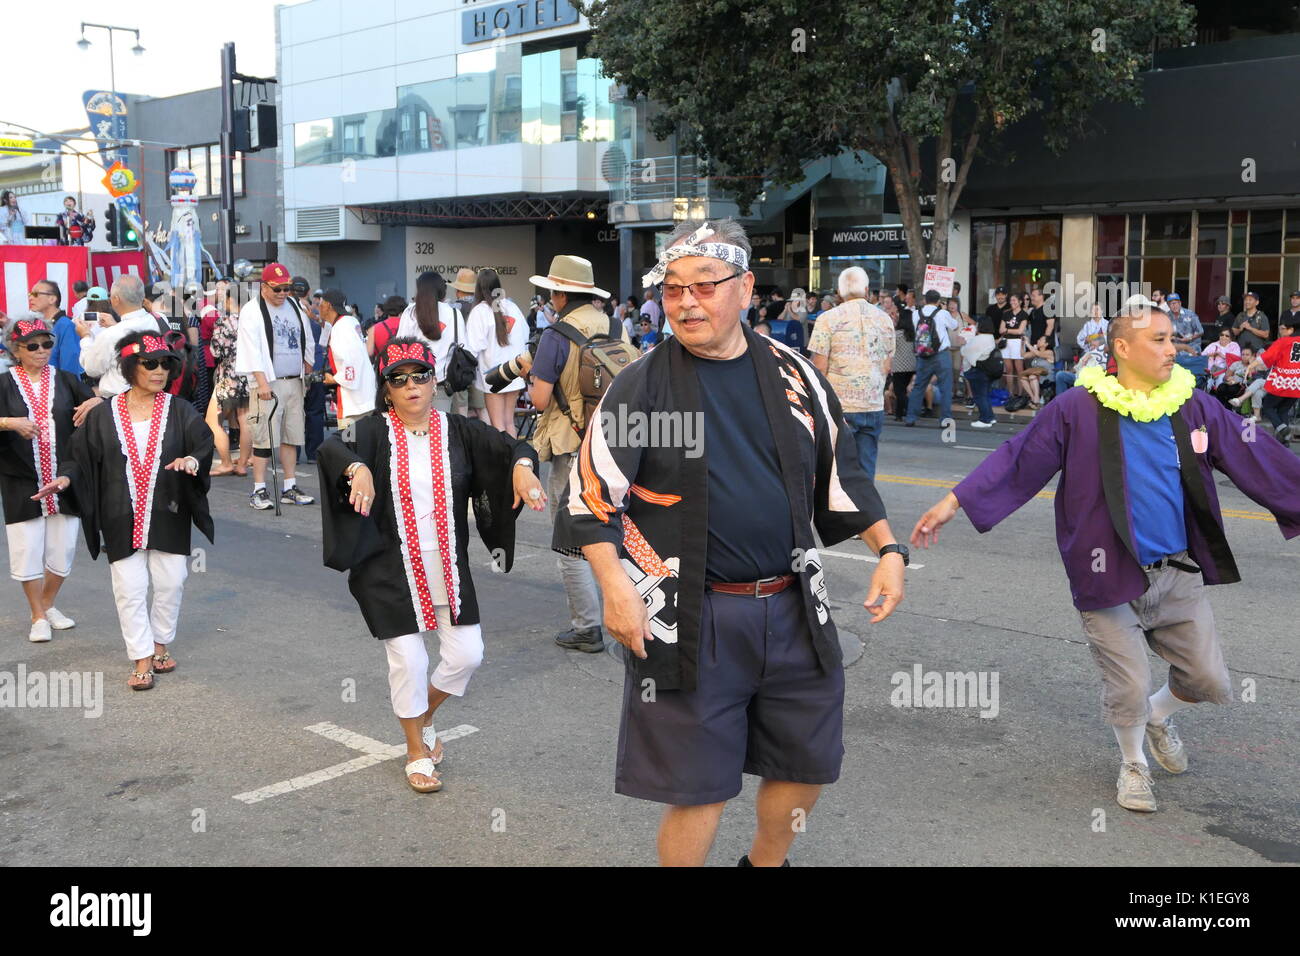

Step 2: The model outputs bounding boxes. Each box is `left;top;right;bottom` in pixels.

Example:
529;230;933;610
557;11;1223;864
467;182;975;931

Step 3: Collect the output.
953;397;1067;532
1198;392;1300;539
531;328;569;385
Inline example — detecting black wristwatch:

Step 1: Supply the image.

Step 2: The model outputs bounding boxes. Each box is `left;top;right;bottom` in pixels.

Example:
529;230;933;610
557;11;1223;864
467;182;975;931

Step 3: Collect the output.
878;543;910;566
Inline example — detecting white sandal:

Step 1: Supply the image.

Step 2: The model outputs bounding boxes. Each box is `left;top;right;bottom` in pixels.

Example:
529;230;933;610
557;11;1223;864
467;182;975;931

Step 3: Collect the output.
404;757;442;793
422;722;443;766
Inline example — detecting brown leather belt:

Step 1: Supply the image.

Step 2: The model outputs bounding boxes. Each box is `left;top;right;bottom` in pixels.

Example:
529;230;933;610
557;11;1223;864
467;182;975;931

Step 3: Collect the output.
706;574;796;598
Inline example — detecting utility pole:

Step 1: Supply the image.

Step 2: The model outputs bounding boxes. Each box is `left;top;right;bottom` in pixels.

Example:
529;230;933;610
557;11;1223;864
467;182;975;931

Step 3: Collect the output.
220;42;277;279
220;42;236;278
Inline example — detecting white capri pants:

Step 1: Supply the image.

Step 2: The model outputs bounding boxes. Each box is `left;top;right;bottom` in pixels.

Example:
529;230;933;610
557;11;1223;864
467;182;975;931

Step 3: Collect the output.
6;514;80;582
383;606;484;719
109;550;190;661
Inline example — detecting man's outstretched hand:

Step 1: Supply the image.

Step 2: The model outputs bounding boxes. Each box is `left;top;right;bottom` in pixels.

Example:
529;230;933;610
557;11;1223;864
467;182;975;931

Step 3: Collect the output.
911;492;961;549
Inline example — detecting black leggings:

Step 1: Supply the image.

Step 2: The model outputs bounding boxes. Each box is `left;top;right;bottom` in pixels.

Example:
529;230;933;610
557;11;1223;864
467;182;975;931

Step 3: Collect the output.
891;371;915;419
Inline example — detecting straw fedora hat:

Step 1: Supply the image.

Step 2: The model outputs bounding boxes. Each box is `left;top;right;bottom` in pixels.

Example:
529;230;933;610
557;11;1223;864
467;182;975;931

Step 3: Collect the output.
529;254;610;299
449;267;477;294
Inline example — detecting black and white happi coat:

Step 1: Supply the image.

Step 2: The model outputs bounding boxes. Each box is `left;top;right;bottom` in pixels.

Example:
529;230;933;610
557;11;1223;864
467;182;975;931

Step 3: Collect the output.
60;392;215;562
553;324;889;692
317;410;538;640
0;366;93;525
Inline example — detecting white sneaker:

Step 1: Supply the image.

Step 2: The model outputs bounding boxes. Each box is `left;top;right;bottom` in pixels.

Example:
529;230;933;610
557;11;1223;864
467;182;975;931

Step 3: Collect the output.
970;420;994;429
1228;396;1242;408
1116;761;1157;812
44;607;75;630
28;619;52;643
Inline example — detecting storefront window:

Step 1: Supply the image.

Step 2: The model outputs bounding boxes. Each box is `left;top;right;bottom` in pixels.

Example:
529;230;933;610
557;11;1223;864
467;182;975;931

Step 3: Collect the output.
1096;215;1126;257
1249;209;1282;254
1143;212;1192;256
1010;218;1060;260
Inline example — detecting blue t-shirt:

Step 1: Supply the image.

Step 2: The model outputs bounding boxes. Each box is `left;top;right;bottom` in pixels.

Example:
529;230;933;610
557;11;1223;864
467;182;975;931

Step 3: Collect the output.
1119;415;1188;565
695;350;795;582
50;313;83;376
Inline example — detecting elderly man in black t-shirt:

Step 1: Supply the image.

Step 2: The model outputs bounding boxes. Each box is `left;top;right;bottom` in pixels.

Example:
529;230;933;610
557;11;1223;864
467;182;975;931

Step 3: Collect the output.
555;218;906;867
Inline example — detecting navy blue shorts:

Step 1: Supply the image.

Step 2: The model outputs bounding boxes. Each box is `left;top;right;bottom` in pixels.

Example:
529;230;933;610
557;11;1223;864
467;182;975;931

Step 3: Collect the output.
615;587;845;806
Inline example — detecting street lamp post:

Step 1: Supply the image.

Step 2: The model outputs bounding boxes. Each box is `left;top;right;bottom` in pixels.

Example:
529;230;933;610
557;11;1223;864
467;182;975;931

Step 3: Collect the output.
76;23;143;150
77;22;142;249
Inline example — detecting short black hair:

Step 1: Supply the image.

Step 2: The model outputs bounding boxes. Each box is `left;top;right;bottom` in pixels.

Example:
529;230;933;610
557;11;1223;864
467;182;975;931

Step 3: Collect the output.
116;330;182;389
73;281;89;296
382;294;408;317
36;280;62;307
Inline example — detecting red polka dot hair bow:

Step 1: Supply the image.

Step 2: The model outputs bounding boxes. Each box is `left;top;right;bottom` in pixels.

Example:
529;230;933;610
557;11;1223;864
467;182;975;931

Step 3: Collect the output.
381;341;433;374
119;334;169;358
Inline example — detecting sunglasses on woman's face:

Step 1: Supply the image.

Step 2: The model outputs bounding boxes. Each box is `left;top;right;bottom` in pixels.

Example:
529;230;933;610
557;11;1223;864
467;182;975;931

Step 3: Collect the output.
23;339;55;352
384;370;433;387
140;357;179;371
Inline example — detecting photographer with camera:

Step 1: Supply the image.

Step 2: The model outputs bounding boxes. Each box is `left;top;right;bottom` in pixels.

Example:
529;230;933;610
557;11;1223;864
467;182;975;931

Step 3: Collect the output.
525;255;633;654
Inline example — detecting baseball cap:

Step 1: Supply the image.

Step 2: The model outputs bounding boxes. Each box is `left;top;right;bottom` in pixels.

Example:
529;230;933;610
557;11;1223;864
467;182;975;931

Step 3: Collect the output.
1244;289;1259;300
1166;292;1181;302
1119;294;1160;315
261;262;291;285
320;288;347;313
1215;295;1231;306
995;286;1007;294
86;286;109;301
290;276;310;296
1289;290;1300;299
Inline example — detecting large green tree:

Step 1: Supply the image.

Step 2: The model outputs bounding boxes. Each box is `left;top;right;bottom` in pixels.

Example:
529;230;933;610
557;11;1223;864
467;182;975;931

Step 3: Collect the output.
583;0;1194;288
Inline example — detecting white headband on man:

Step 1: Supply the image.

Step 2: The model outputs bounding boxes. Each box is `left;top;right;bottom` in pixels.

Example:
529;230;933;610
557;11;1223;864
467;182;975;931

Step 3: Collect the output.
641;223;750;287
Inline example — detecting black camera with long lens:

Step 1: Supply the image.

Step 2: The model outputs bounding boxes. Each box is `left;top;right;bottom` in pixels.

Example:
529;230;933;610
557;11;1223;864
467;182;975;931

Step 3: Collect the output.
484;330;542;393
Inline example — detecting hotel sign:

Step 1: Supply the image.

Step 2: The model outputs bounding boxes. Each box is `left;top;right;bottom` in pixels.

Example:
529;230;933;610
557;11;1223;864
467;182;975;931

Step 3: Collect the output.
814;224;933;257
462;0;581;44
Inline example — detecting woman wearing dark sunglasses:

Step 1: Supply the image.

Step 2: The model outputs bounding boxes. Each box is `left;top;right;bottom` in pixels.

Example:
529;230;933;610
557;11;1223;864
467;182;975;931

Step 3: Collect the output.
35;330;214;691
0;317;100;643
317;337;546;792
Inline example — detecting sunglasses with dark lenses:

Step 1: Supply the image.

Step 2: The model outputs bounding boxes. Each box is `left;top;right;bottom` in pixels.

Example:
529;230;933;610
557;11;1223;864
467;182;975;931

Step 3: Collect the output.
269;284;293;293
22;339;55;352
140;356;180;371
659;273;742;301
384;370;434;387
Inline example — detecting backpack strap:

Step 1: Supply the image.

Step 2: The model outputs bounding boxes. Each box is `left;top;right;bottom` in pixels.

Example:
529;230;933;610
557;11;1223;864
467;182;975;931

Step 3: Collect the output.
551;320;589;348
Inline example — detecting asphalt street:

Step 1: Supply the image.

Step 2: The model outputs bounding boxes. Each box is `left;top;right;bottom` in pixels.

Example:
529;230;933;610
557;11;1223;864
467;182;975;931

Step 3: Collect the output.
2;419;1297;866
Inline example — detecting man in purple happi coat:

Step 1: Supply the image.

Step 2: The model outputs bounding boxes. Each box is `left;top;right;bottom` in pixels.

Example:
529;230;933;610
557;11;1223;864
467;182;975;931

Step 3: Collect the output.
910;296;1300;813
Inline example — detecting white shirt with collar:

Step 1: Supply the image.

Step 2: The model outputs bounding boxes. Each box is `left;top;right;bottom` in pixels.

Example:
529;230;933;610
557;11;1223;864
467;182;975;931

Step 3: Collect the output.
234;294;312;384
80;308;165;397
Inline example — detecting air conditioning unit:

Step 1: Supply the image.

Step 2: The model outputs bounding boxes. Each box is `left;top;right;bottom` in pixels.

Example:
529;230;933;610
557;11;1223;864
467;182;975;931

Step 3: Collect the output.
286;206;380;242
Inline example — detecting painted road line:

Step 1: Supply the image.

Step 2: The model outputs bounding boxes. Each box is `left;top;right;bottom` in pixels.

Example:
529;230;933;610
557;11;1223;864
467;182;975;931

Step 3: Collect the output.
875;473;1275;520
822;549;925;570
232;722;480;805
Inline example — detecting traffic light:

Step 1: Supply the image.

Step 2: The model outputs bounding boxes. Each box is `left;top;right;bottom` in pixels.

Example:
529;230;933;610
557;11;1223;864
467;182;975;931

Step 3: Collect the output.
104;205;118;246
123;215;138;247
